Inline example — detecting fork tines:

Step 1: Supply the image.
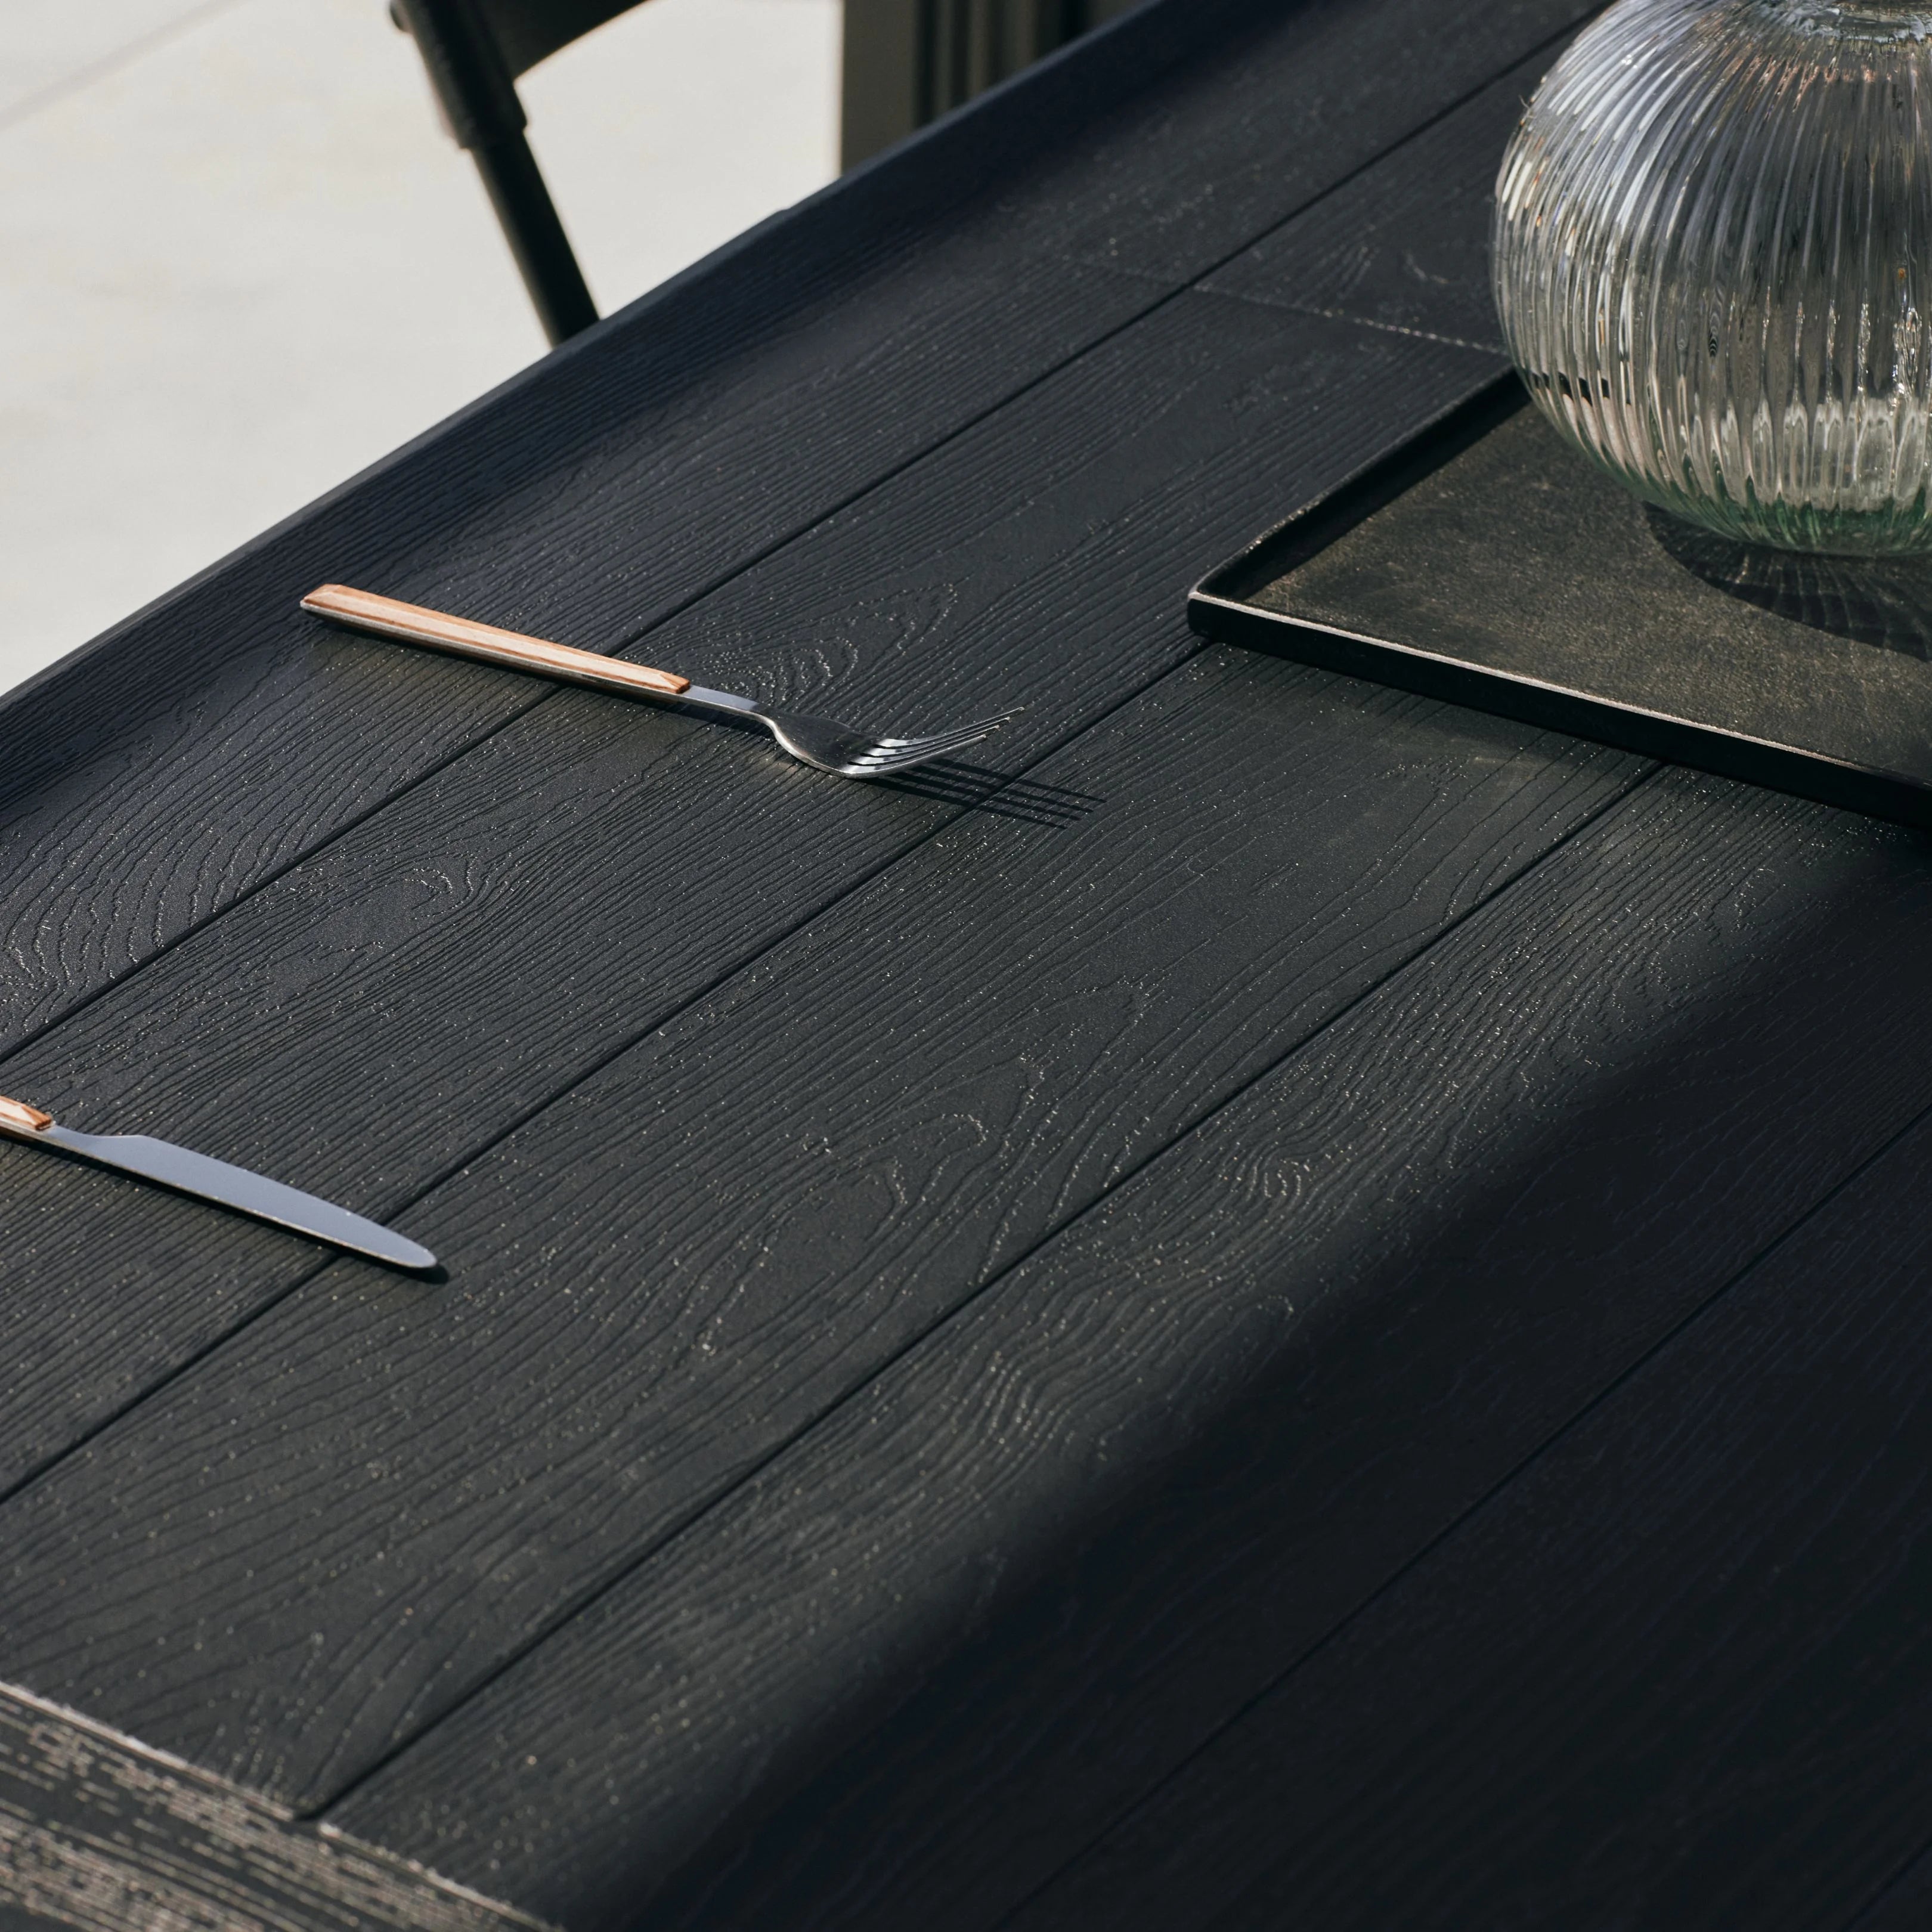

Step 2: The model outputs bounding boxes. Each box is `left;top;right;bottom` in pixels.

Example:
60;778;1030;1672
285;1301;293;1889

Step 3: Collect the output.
846;708;1026;775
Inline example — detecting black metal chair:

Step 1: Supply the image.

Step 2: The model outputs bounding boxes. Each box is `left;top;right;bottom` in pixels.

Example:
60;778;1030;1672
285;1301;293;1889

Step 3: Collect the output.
395;0;1145;348
391;0;634;346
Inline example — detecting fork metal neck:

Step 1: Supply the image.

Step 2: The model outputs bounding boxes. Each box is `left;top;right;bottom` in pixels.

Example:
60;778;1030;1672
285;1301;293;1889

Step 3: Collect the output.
675;684;763;718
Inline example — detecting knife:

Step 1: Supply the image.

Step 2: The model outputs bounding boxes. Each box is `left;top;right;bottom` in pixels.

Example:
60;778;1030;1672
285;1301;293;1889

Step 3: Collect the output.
0;1094;436;1272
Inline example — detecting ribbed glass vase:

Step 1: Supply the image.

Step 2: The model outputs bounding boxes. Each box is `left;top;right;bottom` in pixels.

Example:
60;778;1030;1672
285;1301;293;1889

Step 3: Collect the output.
1494;0;1932;555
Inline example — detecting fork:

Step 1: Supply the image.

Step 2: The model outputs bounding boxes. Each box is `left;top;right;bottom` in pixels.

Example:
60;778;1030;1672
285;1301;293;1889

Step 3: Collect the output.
301;586;1021;779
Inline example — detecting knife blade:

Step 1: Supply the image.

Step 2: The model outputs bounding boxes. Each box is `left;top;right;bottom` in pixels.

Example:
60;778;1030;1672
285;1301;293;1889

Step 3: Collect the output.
0;1094;436;1272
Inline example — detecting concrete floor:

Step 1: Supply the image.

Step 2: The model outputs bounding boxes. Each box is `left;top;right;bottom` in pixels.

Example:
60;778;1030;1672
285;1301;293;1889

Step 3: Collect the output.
0;0;840;693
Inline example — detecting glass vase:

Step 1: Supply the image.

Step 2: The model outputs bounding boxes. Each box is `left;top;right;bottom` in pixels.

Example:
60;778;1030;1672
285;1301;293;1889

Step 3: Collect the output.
1494;0;1932;555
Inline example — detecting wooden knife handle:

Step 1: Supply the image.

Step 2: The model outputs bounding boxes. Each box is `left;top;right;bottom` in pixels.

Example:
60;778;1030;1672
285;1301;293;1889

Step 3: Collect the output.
301;585;691;699
0;1095;52;1133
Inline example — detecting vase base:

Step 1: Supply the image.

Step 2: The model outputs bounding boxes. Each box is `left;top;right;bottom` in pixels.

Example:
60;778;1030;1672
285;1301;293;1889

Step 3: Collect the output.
1599;473;1932;561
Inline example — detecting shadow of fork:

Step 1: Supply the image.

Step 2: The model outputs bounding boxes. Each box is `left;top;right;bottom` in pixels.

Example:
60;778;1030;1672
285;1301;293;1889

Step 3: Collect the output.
874;759;1103;827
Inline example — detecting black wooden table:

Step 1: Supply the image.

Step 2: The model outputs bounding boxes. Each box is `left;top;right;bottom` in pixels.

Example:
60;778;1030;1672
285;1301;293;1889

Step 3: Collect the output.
6;2;1932;1927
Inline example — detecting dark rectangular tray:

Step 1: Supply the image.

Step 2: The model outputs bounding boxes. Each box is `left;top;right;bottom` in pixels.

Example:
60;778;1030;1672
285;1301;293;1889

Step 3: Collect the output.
1188;375;1932;829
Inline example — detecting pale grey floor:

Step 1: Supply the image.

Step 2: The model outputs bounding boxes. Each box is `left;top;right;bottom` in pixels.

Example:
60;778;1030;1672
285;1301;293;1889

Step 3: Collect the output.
0;0;840;693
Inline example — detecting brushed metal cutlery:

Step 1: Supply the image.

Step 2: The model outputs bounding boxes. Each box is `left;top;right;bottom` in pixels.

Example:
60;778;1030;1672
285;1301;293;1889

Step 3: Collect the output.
0;1094;435;1271
33;583;1018;1270
302;584;1021;778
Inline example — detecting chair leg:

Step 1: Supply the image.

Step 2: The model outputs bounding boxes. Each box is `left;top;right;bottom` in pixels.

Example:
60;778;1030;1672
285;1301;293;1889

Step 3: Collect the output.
391;0;597;346
469;133;599;346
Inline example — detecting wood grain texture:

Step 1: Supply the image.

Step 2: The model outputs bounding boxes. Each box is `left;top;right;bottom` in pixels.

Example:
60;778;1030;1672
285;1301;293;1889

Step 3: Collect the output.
1196;47;1546;351
999;1097;1932;1930
0;621;1636;1806
0;299;1501;1501
0;1680;546;1932
0;0;1589;1060
0;8;1617;1915
1013;0;1589;289
0;170;1141;1060
0;3;1559;1506
332;773;1932;1931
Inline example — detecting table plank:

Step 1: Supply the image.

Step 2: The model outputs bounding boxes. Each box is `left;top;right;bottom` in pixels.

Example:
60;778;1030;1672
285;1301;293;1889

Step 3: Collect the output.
0;2;1584;1735
0;293;1500;1497
0;2;1573;1499
1019;0;1578;289
998;1092;1932;1930
0;0;1590;1058
0;10;1626;1921
0;622;1635;1797
1195;44;1530;352
0;8;1553;1484
330;775;1932;1930
0;1680;547;1932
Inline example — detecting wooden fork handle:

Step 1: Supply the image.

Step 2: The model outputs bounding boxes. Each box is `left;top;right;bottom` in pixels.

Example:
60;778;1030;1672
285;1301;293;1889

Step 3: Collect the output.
301;585;691;699
0;1095;52;1134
